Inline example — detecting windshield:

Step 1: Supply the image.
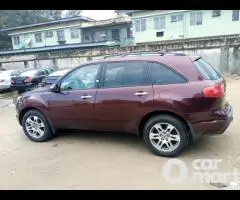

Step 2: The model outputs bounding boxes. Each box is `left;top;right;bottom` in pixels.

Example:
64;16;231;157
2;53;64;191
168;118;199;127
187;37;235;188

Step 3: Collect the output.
49;69;69;77
21;70;38;77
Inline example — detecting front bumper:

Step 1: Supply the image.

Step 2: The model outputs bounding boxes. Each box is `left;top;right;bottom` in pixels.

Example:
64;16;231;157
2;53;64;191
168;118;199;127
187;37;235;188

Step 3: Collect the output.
190;104;233;142
0;84;10;91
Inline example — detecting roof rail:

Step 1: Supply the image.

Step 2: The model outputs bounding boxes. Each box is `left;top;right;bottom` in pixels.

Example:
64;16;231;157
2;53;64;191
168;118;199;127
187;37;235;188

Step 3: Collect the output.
103;51;186;59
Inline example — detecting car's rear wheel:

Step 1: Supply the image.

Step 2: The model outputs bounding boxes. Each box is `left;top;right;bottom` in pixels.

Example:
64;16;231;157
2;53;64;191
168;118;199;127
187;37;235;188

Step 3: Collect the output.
22;110;53;142
143;115;189;157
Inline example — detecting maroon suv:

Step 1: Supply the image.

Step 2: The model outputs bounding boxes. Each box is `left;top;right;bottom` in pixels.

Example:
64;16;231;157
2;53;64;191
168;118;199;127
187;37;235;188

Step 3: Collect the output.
15;52;233;157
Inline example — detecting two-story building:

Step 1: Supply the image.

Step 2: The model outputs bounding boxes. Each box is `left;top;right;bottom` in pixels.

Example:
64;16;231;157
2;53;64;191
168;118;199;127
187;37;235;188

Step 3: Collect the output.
118;10;240;44
1;15;133;50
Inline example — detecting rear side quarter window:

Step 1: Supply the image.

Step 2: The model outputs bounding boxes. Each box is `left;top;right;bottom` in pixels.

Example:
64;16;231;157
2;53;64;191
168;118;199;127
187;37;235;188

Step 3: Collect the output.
193;58;221;80
148;62;187;85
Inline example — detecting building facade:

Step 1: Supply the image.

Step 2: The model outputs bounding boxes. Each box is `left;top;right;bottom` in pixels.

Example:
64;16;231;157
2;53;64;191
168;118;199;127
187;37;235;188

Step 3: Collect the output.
1;16;133;50
121;10;240;44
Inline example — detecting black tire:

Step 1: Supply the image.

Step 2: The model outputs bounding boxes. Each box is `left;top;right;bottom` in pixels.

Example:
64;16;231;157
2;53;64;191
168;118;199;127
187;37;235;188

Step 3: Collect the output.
22;110;53;142
143;114;189;157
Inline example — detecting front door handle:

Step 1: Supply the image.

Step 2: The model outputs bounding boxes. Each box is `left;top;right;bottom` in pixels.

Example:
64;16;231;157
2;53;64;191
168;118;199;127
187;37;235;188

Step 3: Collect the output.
80;95;92;99
134;91;148;96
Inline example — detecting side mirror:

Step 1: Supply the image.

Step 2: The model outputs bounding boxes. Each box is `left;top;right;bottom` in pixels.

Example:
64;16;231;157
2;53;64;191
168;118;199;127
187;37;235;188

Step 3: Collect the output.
50;84;60;93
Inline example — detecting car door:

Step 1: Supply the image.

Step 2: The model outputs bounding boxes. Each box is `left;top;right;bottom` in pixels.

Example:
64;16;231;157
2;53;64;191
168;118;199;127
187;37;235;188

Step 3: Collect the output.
48;63;102;130
94;61;154;133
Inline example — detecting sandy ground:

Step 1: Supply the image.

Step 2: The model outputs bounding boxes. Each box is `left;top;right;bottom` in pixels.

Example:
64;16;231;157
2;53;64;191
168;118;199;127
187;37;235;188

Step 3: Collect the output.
0;76;240;190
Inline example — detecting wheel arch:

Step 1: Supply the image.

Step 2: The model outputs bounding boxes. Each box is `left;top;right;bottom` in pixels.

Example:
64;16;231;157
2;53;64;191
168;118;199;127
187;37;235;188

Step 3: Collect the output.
138;110;192;140
19;107;56;134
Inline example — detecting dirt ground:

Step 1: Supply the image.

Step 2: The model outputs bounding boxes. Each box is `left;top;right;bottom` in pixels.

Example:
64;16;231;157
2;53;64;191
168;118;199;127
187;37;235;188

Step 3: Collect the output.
0;75;240;190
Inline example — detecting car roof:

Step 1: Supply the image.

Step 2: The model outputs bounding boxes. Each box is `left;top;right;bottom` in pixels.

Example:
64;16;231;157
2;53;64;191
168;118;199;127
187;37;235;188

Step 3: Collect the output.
86;53;202;81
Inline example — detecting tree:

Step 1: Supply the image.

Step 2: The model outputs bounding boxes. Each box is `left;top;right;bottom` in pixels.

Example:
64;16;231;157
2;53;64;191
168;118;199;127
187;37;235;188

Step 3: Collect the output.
64;10;82;18
39;10;63;20
0;10;64;49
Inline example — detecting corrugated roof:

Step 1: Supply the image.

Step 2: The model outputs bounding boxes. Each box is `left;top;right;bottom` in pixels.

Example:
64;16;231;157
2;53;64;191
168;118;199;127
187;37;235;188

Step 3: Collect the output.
1;16;95;32
0;41;119;56
115;10;142;15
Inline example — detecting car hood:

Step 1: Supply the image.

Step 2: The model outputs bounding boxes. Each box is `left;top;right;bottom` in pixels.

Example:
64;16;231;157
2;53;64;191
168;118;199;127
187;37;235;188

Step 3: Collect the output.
23;85;51;95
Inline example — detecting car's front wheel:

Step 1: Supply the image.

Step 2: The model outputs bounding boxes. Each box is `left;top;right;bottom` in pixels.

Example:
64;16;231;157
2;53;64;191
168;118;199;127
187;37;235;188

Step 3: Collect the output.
22;110;53;142
143;115;189;157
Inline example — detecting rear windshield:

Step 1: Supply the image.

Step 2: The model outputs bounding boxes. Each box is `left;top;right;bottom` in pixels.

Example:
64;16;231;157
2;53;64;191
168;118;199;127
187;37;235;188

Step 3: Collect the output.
21;70;38;77
194;58;221;80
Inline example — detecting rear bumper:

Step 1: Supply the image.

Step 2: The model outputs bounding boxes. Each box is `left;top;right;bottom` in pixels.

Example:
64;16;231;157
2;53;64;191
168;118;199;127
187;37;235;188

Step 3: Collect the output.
190;104;233;142
12;83;33;91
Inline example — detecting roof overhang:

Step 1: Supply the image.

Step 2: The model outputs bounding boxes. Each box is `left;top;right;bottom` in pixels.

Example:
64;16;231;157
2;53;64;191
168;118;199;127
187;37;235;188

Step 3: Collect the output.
1;16;95;33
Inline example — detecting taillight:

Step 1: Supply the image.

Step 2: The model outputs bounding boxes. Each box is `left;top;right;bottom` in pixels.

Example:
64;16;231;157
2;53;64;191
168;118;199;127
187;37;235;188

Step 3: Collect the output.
24;77;32;83
203;82;225;98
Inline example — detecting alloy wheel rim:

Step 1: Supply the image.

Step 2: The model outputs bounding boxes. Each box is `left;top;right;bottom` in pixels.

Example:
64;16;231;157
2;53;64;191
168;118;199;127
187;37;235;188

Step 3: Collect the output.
25;116;45;139
149;122;181;152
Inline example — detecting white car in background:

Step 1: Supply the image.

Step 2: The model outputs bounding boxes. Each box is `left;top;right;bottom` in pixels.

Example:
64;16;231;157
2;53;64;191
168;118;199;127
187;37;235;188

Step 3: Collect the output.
0;70;21;92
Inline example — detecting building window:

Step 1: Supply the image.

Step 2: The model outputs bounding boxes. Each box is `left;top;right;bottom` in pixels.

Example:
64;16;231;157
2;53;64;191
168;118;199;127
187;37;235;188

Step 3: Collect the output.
35;33;42;43
135;19;146;32
45;31;53;37
127;27;132;38
171;14;183;22
111;29;120;40
57;29;65;41
232;10;239;21
154;16;165;29
156;31;164;37
190;11;202;25
70;28;80;39
212;10;221;17
84;35;90;41
13;36;20;46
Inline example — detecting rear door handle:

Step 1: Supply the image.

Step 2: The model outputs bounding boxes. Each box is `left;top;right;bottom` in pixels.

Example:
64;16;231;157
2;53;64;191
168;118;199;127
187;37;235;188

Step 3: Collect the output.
80;95;92;99
134;91;148;96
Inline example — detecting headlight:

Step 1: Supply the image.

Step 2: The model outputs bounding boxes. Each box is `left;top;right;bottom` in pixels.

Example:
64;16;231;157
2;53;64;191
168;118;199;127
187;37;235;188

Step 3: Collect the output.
16;96;22;103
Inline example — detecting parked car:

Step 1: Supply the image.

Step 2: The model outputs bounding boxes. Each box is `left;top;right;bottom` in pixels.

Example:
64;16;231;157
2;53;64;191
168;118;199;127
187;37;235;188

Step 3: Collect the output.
0;70;21;92
38;69;70;87
11;69;48;93
43;67;57;75
15;52;233;157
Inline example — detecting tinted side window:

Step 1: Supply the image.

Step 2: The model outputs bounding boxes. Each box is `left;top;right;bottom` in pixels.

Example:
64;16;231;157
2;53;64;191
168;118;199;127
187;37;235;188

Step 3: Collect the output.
60;64;101;91
103;61;150;88
149;62;187;84
193;58;221;80
37;71;46;76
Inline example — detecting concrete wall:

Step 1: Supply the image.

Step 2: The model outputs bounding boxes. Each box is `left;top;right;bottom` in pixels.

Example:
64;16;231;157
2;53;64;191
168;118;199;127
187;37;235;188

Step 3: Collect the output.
1;46;239;74
132;10;240;43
